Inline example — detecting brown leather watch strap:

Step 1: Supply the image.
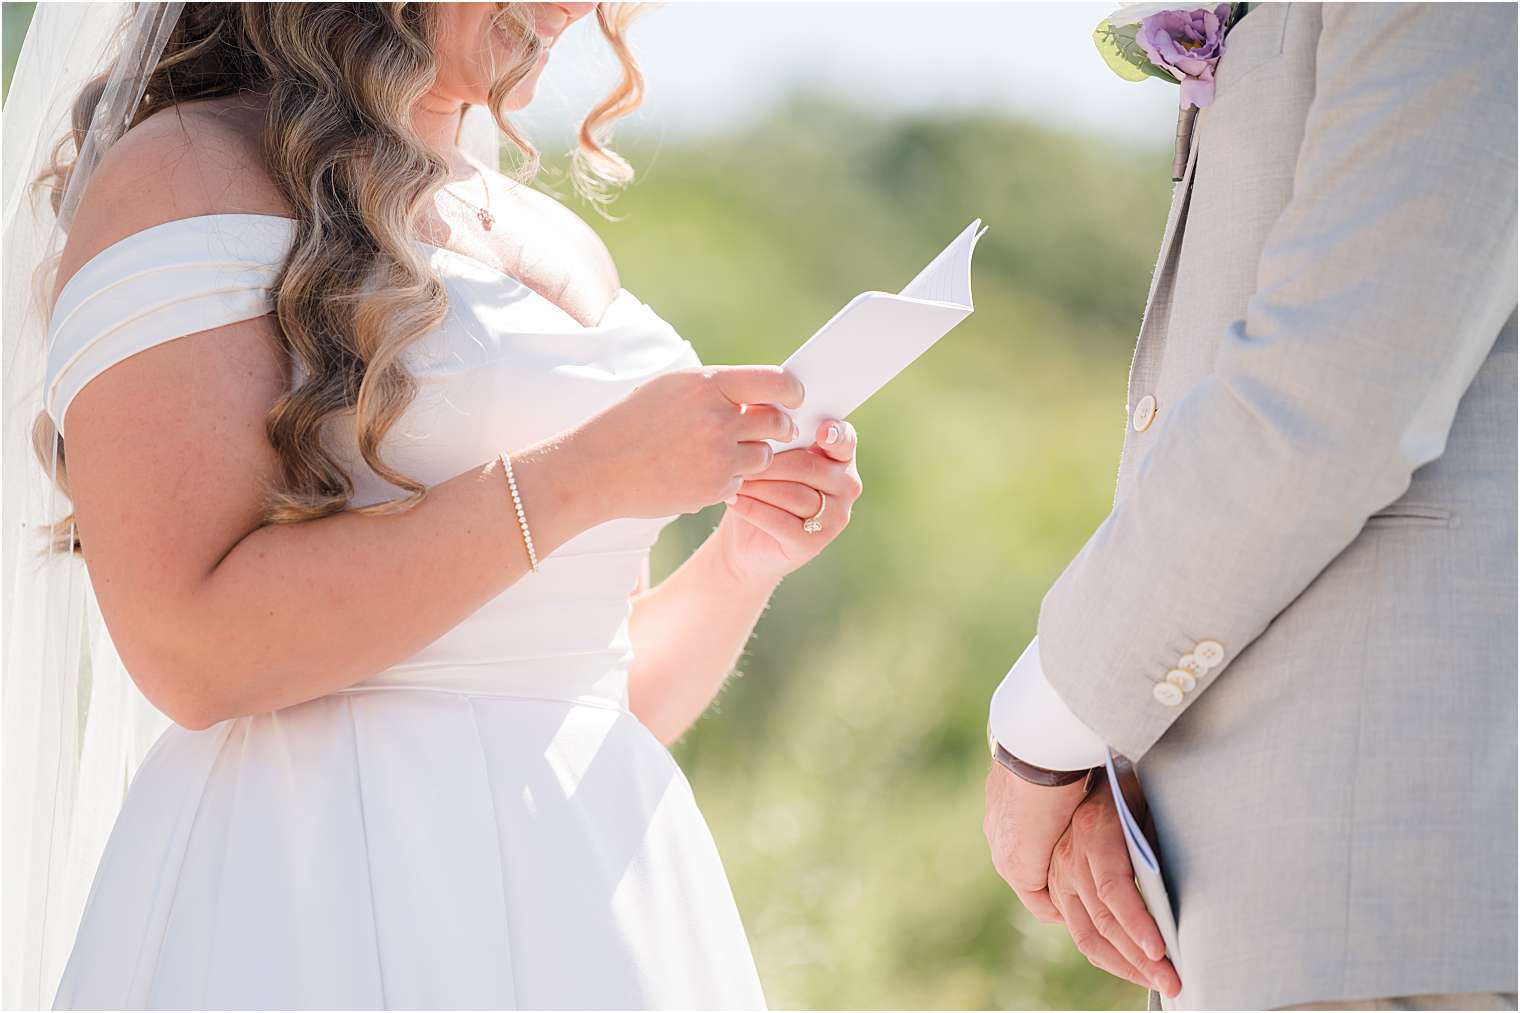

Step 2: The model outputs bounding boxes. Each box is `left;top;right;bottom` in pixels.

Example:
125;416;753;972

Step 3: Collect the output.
993;742;1093;787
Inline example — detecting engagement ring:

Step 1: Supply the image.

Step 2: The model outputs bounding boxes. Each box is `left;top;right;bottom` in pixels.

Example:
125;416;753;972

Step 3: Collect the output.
803;493;827;534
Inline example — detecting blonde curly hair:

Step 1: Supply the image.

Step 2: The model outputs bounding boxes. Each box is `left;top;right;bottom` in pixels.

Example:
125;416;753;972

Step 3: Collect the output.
36;2;645;549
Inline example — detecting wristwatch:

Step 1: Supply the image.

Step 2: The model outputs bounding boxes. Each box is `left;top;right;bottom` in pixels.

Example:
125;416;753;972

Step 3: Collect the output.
987;721;1094;788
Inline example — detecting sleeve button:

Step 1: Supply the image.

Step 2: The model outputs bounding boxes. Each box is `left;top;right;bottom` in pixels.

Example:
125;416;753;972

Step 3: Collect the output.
1152;681;1184;706
1166;669;1198;693
1193;640;1225;667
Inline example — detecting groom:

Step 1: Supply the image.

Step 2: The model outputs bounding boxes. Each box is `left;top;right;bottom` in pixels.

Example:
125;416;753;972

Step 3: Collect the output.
984;4;1517;1010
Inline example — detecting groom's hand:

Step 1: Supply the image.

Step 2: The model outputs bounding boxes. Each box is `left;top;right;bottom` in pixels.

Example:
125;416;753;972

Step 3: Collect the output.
1047;786;1181;997
982;760;1089;923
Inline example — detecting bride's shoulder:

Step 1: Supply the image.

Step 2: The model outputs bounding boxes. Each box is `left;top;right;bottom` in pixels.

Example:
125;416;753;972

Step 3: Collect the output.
57;98;288;294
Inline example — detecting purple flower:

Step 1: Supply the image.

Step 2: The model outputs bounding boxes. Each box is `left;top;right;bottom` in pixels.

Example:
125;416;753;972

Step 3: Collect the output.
1138;5;1232;109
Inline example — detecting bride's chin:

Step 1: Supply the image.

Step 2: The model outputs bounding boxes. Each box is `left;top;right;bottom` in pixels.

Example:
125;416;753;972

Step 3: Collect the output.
499;81;539;113
475;39;549;111
500;64;549;112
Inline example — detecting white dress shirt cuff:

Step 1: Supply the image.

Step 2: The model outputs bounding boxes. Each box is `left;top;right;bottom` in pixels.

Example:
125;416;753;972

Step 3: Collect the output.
988;636;1109;771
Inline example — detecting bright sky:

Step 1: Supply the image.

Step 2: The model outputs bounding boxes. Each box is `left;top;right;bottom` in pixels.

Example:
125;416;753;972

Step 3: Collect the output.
516;2;1179;146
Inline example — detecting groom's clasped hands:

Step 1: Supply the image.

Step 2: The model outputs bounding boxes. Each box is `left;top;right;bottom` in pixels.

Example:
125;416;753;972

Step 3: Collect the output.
985;759;1181;997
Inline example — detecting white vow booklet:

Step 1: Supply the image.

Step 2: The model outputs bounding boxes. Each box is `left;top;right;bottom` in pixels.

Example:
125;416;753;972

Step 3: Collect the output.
770;220;987;451
1104;754;1185;1002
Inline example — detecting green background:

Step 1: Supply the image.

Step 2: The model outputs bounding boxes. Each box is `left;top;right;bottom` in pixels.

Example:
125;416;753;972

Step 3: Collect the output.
3;5;1171;1007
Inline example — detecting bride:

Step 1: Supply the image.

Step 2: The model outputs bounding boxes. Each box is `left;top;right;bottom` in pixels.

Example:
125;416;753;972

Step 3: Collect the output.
2;3;863;1008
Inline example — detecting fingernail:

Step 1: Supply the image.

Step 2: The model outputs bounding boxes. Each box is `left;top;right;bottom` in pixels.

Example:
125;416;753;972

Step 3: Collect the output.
824;424;840;445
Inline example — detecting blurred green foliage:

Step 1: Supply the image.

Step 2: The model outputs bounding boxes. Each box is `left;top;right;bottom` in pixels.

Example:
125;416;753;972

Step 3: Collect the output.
1;2;33;103
4;6;1173;1007
571;101;1169;1010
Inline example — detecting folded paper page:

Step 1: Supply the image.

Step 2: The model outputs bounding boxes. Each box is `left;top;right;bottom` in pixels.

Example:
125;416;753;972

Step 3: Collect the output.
770;220;987;452
1104;752;1184;999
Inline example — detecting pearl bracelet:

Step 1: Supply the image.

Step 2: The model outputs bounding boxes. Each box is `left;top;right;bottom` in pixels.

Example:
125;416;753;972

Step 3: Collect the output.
499;451;539;573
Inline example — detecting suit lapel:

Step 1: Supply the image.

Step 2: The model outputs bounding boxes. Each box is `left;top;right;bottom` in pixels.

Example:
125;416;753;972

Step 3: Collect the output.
1115;110;1205;505
1140;112;1204;327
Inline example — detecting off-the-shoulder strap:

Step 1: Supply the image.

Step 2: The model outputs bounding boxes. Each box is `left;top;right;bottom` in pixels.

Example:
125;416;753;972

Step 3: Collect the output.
44;213;296;435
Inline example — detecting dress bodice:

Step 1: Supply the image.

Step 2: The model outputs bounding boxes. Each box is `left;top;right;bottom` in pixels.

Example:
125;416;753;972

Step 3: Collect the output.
46;213;701;706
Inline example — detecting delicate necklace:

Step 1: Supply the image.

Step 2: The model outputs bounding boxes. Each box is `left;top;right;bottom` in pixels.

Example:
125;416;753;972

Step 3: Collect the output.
439;163;495;231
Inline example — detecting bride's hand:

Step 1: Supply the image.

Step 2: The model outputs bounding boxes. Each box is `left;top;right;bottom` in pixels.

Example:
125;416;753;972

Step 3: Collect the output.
573;366;805;520
717;419;863;586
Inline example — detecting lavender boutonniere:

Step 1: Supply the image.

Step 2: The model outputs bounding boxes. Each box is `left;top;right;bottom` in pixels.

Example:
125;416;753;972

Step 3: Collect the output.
1094;2;1248;179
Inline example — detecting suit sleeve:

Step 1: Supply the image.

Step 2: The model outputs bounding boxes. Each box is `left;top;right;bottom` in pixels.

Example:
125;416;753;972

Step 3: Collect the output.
1037;3;1519;761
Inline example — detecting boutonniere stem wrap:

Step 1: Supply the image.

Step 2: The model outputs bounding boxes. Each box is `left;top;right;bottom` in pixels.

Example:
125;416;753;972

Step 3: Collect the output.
1095;2;1248;180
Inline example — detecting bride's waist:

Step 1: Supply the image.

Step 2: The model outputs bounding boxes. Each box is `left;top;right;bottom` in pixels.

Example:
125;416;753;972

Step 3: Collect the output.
334;647;635;711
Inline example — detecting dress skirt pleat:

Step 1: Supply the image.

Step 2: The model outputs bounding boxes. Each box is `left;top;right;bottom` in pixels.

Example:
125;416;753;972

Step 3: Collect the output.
55;689;765;1010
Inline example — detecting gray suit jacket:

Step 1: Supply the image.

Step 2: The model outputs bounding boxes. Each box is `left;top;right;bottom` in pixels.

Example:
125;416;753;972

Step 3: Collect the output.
1037;5;1518;1008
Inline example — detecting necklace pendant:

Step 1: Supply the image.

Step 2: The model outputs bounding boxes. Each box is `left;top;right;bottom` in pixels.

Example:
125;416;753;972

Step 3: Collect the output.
477;208;494;231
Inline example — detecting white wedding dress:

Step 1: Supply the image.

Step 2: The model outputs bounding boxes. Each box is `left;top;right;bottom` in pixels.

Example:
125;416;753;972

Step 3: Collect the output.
45;213;766;1010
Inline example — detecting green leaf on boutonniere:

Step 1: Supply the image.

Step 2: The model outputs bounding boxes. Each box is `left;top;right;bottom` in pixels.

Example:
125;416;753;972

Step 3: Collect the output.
1093;19;1177;84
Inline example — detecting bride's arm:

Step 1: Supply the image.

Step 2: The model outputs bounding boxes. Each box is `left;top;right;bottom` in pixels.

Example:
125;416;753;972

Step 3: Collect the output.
627;422;862;744
58;121;802;731
66;310;613;729
625;537;781;745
